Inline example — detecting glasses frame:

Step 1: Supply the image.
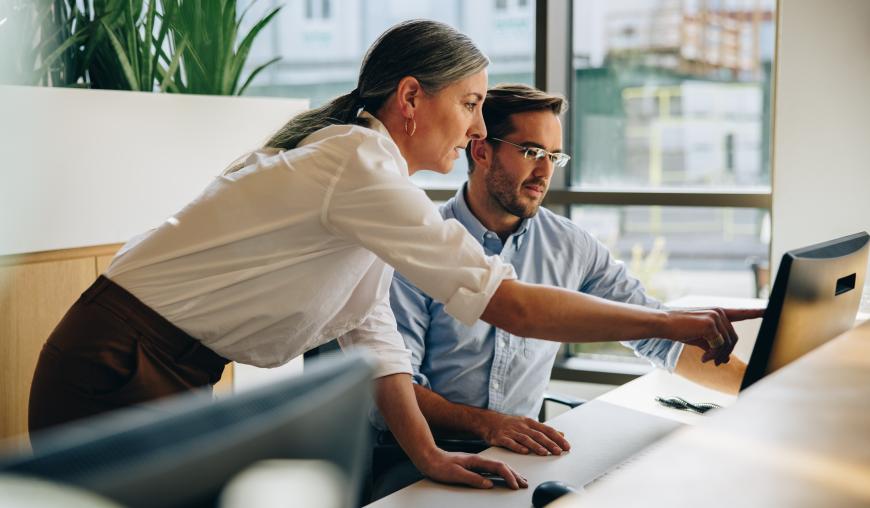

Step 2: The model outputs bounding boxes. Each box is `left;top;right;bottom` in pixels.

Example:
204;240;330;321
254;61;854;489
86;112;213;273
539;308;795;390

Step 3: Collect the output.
489;137;572;168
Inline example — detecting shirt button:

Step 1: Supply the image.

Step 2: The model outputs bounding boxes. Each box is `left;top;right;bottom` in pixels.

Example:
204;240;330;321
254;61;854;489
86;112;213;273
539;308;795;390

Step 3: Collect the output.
492;381;500;389
502;336;509;345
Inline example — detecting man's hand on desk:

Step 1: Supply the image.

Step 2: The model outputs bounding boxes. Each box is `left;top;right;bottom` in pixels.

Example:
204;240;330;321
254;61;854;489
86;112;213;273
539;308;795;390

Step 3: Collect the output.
415;449;528;490
477;412;570;456
664;308;765;365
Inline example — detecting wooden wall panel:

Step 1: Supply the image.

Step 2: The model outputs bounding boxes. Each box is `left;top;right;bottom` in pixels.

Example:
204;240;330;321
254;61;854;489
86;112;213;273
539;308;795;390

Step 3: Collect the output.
95;254;114;276
214;363;235;395
0;258;97;444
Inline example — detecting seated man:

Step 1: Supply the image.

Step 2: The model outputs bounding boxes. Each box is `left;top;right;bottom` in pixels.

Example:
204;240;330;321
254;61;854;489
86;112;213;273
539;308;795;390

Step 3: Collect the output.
371;84;747;496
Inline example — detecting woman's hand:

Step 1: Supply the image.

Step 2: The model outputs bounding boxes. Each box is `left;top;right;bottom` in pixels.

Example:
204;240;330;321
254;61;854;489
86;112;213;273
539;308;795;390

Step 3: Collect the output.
663;308;765;365
415;448;528;490
374;373;527;490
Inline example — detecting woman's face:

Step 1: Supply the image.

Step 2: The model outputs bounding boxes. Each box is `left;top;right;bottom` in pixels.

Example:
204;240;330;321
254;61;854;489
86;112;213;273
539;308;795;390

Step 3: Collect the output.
408;70;488;174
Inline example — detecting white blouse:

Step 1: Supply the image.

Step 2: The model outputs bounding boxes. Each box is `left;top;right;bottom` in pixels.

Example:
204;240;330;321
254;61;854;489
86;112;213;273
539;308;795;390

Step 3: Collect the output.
105;113;516;377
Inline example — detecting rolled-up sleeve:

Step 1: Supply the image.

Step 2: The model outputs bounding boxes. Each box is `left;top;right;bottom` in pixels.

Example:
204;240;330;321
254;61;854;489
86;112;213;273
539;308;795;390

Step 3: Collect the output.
324;131;516;326
579;233;682;372
337;292;412;379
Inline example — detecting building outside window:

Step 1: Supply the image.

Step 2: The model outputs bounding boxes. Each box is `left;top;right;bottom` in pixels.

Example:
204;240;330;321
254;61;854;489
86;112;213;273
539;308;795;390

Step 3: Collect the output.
568;0;776;361
305;0;331;19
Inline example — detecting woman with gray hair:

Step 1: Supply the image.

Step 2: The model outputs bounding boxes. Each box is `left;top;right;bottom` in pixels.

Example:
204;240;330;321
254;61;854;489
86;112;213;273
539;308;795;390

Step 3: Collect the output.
29;19;759;490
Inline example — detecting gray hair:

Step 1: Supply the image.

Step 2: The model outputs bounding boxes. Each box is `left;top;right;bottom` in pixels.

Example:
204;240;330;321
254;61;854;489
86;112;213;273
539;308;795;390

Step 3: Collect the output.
265;19;489;150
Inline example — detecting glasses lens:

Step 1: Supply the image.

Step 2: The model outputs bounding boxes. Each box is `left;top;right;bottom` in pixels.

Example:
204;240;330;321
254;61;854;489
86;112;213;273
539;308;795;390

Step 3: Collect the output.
553;154;571;168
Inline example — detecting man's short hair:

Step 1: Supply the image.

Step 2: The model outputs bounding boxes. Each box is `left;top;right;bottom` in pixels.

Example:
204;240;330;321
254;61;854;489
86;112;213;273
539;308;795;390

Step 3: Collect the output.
466;84;567;172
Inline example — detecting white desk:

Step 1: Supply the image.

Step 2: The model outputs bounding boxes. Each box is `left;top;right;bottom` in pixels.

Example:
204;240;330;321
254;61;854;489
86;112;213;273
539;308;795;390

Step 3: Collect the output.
367;298;765;508
557;318;870;508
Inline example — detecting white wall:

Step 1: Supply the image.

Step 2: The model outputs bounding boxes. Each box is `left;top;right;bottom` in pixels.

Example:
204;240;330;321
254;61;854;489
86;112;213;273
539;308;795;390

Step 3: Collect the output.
0;86;309;387
771;0;870;283
0;86;307;256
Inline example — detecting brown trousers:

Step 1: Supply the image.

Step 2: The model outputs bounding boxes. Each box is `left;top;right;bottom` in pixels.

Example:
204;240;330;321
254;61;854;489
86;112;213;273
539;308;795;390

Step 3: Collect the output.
28;276;229;434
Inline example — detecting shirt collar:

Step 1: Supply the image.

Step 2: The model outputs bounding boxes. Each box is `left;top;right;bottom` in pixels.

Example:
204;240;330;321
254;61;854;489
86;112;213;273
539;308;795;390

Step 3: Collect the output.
450;184;533;244
358;110;392;140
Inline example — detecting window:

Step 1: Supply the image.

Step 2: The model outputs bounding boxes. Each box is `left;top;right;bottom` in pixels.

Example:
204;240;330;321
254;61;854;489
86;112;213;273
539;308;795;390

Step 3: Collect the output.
567;0;776;362
305;0;332;20
243;0;534;131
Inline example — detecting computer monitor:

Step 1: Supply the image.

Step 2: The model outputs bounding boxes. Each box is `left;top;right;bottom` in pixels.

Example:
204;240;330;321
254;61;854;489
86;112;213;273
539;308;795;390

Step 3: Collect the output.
741;231;869;390
0;354;375;508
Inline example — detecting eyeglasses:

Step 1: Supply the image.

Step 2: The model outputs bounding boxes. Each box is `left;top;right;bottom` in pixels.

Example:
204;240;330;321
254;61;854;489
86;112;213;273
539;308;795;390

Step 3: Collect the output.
490;137;572;168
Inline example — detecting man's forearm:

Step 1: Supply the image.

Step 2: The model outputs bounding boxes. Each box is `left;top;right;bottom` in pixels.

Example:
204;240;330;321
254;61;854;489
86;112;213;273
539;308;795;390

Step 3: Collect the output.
413;384;492;438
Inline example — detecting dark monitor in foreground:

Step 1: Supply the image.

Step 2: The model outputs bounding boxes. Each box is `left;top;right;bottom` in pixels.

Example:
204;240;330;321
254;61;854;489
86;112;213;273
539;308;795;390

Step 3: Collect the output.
0;354;374;508
741;231;869;390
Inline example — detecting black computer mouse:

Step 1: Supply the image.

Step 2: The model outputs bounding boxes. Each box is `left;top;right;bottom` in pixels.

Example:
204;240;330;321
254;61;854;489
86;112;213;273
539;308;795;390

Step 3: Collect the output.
532;480;582;507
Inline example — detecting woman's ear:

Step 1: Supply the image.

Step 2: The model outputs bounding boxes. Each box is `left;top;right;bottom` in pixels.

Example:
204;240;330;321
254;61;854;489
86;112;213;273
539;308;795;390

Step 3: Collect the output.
395;76;422;118
470;139;492;170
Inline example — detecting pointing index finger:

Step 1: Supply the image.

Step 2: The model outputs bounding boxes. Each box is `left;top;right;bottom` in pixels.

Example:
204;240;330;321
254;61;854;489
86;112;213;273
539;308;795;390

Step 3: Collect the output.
724;308;766;322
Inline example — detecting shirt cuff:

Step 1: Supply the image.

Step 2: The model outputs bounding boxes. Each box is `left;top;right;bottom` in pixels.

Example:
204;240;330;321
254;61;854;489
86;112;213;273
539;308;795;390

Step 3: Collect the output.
663;341;684;372
337;336;413;379
443;260;517;327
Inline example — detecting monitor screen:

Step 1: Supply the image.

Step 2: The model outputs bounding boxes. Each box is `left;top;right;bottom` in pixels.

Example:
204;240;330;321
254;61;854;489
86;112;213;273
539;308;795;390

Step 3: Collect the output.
741;231;869;390
0;354;374;508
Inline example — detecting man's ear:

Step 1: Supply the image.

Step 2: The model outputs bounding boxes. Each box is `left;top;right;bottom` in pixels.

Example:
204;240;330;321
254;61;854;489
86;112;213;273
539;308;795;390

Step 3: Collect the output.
395;76;422;118
470;139;492;171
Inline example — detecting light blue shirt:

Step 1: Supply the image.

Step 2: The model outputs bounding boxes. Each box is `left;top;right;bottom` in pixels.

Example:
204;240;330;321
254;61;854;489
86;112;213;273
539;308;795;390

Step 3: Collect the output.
384;185;682;424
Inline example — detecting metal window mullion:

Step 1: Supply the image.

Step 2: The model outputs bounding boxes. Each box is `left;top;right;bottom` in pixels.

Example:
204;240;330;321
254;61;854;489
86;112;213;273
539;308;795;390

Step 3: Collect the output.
535;0;573;215
544;190;773;209
423;189;772;209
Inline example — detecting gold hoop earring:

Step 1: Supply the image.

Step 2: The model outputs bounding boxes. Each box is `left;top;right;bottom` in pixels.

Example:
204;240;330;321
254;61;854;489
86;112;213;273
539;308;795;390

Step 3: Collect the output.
404;117;416;137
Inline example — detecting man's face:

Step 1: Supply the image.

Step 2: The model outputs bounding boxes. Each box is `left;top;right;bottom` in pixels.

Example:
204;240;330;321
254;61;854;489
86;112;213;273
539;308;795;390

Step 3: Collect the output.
483;110;563;219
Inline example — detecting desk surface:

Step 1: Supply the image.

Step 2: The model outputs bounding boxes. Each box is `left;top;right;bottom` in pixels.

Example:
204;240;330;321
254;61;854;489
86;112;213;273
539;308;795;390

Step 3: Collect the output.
556;319;870;508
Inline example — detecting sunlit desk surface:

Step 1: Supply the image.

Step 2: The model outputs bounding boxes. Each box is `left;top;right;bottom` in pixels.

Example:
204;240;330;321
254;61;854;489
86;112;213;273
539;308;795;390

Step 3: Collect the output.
367;297;766;508
553;318;870;508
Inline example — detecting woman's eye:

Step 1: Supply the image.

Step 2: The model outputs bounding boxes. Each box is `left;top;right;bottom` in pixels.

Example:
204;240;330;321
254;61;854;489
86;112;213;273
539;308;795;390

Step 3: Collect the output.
465;102;477;111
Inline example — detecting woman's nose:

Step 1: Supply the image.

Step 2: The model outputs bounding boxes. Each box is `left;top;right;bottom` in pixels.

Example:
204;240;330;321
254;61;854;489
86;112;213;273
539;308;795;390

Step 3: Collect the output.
468;109;487;140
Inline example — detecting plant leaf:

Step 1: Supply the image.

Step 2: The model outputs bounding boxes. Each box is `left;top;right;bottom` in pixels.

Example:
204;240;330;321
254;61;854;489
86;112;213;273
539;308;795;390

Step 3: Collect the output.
99;17;140;90
236;55;280;96
228;5;281;95
159;38;187;92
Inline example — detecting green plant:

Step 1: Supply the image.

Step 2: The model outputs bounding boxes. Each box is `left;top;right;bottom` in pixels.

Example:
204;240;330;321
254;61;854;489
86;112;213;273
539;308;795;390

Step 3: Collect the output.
160;0;281;96
2;0;281;95
80;0;184;91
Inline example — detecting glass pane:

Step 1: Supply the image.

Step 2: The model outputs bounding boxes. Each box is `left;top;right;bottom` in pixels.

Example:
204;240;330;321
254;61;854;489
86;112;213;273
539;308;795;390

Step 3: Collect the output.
569;204;770;358
240;0;535;188
571;0;777;190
